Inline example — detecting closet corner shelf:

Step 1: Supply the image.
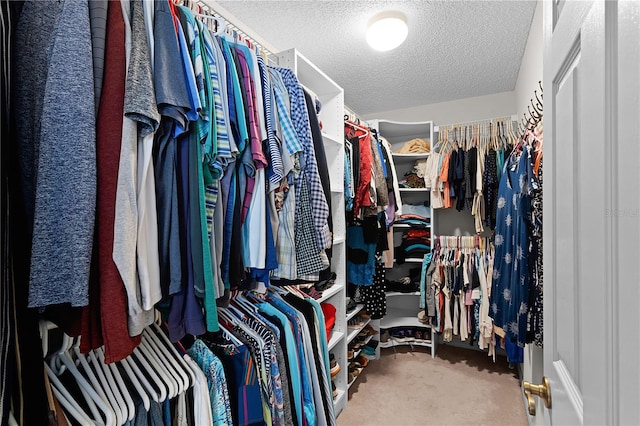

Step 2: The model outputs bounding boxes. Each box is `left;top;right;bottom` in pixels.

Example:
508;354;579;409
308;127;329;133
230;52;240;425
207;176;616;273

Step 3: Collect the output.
392;223;431;229
346;304;365;322
333;388;346;405
322;133;342;146
317;282;344;303
347;318;372;344
385;291;421;297
379;339;433;349
328;331;344;351
391;152;430;159
394;258;425;264
380;311;431;329
398;187;430;192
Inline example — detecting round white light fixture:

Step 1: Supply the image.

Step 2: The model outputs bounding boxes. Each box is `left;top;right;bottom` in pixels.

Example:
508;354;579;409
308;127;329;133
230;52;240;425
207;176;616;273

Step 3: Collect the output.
366;11;408;52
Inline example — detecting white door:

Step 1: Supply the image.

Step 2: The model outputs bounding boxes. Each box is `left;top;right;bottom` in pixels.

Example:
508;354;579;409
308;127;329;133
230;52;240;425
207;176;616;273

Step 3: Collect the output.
542;0;640;424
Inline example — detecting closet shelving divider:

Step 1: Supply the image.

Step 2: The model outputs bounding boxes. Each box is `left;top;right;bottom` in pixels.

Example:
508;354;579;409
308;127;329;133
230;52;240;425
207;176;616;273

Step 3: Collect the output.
369;119;437;358
274;49;348;415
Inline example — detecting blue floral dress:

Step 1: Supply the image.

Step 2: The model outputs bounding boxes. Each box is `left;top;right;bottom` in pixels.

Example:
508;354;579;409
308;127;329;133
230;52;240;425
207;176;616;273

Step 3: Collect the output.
490;146;534;349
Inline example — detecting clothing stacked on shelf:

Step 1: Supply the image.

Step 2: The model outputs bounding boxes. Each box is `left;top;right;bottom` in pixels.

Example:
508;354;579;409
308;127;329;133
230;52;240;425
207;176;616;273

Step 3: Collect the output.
9;0;334;367
420;236;505;360
344;120;399;319
393;202;431;264
424;119;517;233
398;159;427;189
40;286;335;426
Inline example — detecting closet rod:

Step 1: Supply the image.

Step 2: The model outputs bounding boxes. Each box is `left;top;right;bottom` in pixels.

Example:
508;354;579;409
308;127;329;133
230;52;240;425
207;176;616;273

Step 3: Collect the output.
434;115;518;132
196;0;278;55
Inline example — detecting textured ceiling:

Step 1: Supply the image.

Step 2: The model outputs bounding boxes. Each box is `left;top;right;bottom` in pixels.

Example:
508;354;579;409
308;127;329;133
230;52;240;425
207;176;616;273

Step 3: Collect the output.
215;1;537;115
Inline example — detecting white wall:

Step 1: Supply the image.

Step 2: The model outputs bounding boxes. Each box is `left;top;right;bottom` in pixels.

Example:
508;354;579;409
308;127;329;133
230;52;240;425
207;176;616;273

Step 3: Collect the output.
515;0;544;133
362;91;517;126
514;2;543;425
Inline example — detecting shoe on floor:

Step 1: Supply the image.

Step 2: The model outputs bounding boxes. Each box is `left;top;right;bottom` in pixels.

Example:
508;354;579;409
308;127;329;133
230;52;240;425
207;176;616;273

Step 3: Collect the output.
361;346;375;358
346;298;358;312
356;355;369;367
330;355;341;377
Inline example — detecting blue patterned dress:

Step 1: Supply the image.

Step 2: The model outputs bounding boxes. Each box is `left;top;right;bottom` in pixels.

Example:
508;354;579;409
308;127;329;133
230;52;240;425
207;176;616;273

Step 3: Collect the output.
489;146;534;349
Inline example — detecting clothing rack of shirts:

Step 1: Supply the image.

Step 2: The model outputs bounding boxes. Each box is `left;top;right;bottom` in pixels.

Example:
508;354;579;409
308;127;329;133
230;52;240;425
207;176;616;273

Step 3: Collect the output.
40;318;202;426
343;115;394;320
5;0;348;423
420;235;499;360
38;283;338;426
184;287;337;426
424;116;520;234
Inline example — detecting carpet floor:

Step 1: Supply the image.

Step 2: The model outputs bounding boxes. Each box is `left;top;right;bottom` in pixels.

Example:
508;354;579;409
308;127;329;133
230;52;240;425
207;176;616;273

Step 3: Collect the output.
337;345;528;426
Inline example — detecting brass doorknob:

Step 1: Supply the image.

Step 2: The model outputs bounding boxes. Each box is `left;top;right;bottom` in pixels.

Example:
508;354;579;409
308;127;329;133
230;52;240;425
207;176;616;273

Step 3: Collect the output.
523;376;552;416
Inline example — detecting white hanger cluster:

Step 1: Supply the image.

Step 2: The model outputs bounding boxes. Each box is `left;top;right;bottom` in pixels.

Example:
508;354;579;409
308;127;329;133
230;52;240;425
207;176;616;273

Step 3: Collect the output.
41;317;195;425
435;118;519;154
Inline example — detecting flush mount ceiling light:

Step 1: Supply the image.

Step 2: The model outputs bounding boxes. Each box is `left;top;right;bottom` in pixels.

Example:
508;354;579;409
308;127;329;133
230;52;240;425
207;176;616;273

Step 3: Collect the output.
366;11;408;52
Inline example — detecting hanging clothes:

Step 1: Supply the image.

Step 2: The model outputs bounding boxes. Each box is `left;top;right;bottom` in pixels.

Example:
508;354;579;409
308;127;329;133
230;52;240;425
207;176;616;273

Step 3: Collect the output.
489;145;535;354
421;237;495;357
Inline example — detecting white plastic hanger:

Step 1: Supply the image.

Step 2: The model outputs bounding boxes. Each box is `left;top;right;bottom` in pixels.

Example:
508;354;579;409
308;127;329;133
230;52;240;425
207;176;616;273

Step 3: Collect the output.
130;341;170;401
115;352;153;409
39;321;93;425
142;329;189;394
42;323;115;426
88;348;134;422
147;326;192;392
45;363;94;425
54;335;116;426
232;291;258;314
141;318;190;396
71;339;124;425
139;336;180;398
46;331;98;423
148;322;196;386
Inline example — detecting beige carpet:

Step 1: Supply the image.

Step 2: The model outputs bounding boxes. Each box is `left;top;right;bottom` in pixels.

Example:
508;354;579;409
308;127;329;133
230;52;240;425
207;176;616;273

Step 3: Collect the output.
337;345;528;426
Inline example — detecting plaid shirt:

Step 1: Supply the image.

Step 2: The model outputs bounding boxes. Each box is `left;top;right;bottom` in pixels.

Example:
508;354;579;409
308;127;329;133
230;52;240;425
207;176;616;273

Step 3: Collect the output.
272;67;331;251
273;182;298;280
268;68;303;156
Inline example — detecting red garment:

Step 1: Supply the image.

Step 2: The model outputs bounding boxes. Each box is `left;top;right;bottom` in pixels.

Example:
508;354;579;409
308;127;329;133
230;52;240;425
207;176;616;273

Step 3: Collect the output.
95;1;140;363
353;129;373;214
